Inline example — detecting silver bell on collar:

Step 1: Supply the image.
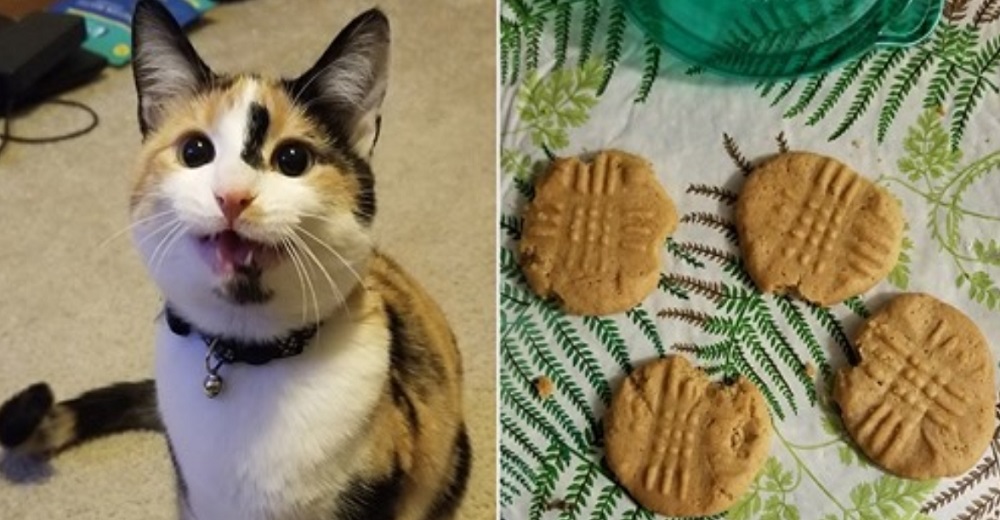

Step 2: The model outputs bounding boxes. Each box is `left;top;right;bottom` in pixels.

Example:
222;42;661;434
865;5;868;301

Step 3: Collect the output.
203;373;223;398
203;339;225;398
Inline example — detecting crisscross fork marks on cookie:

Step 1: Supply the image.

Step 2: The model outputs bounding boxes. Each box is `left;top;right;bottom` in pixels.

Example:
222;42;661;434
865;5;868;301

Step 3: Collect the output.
854;320;967;460
843;225;898;282
546;154;663;274
640;362;700;500
524;201;565;240
621;209;658;253
780;159;862;273
558;155;621;274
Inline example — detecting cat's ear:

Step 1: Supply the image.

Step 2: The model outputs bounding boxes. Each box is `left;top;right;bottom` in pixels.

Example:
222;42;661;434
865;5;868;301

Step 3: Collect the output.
131;0;214;135
286;9;390;158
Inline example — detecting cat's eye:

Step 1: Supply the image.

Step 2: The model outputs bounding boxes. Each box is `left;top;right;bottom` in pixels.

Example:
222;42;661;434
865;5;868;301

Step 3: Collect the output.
273;142;313;177
178;133;215;168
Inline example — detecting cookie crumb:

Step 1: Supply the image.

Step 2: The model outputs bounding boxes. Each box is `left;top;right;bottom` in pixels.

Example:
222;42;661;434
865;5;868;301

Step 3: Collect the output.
937;104;946;117
805;362;816;378
534;376;554;399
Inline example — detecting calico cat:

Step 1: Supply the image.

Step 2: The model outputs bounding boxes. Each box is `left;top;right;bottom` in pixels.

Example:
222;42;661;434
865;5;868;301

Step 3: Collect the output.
0;1;470;519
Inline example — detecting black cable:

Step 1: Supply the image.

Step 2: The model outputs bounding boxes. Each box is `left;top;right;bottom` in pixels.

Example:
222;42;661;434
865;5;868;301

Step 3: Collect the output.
0;99;100;159
0;100;10;159
0;111;9;159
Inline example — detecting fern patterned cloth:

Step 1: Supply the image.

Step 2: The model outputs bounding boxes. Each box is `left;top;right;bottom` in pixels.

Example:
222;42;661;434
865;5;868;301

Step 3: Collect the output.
500;1;1000;519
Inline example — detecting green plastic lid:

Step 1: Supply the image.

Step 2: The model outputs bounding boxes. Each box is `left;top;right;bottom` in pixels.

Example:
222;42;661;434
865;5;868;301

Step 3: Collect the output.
624;0;943;79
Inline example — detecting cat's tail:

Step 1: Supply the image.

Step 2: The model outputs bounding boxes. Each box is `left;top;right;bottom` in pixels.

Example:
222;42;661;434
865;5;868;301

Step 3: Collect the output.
0;380;162;456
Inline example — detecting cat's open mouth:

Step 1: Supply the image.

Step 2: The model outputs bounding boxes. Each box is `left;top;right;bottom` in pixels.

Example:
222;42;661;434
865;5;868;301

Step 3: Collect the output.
195;230;281;274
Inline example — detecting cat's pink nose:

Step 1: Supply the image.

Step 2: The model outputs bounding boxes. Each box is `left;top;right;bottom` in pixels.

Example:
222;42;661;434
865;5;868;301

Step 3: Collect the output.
215;191;255;223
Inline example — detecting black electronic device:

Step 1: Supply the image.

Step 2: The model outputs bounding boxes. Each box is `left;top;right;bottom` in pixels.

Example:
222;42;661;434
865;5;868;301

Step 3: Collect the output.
0;12;105;110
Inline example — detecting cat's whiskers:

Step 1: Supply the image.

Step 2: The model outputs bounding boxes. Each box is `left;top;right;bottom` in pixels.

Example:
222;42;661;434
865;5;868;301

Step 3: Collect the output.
134;216;183;249
297;212;343;227
152;223;190;276
294;225;366;290
278;237;307;323
300;211;376;227
97;210;174;250
147;221;185;276
146;221;181;267
291;232;346;307
289;233;350;321
295;241;323;327
280;236;315;326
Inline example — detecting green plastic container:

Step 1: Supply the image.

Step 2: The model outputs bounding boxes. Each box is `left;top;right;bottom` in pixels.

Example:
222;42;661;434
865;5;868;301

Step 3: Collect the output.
624;0;943;79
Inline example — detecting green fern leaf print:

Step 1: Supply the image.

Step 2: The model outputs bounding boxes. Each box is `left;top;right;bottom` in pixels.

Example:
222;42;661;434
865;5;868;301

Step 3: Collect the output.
774;296;833;383
883;113;1000;311
520;315;597;431
626;307;665;358
769;80;799;107
951;34;1000;148
502;445;537;497
517;60;603;151
829;48;907;140
729;457;801;520
784;72;828;118
958;271;1000;309
558;461;598;520
501;148;534;180
806;51;876;126
525;10;546;73
635;37;661;103
538;302;613;405
501;412;544;462
583;316;633;374
578;0;601;66
599;1;627;95
505;339;589;449
762;7;1000;146
500;15;520;84
500;368;563;447
552;2;572;70
500;214;524;240
923;24;978;111
529;443;571;520
846;476;938;519
878;45;935;142
888;234;914;289
898;110;963;181
589;484;623;520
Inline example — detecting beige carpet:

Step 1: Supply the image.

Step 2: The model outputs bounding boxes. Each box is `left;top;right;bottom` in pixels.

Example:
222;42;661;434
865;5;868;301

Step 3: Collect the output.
0;1;495;518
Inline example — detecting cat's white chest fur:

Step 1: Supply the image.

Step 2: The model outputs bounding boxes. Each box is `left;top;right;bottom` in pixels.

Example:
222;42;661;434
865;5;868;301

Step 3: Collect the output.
155;318;390;520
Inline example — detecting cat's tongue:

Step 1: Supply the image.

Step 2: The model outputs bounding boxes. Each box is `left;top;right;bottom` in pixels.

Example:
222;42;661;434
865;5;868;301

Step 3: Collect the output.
218;230;256;268
205;230;272;274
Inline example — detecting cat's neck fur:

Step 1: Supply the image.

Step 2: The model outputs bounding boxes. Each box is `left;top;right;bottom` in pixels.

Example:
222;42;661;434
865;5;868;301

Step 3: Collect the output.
155;281;391;520
165;266;369;341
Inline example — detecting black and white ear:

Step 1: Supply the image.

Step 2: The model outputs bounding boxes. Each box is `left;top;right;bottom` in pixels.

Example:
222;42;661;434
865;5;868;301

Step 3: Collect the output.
286;9;390;158
131;0;213;135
